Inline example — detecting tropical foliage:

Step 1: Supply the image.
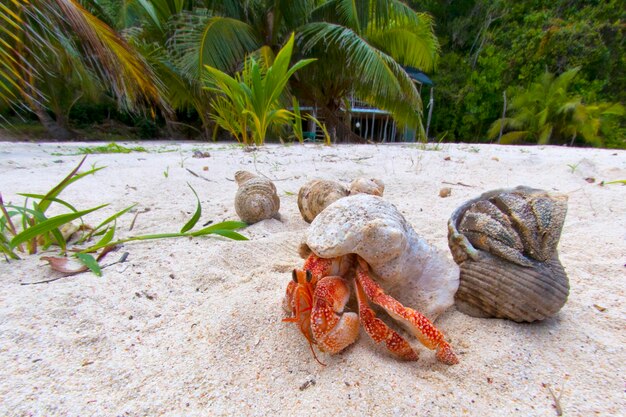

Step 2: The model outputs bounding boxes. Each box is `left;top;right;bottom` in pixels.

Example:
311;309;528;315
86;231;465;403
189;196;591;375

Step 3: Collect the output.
413;0;625;148
488;68;625;146
204;34;317;145
1;0;439;142
1;0;623;147
0;0;166;138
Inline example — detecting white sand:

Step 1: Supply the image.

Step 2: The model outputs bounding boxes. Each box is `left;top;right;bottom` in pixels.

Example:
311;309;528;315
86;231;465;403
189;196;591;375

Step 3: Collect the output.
0;141;624;416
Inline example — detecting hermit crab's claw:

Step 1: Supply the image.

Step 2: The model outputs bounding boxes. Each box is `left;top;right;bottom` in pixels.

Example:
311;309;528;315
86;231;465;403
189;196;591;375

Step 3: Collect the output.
310;276;360;354
355;258;459;365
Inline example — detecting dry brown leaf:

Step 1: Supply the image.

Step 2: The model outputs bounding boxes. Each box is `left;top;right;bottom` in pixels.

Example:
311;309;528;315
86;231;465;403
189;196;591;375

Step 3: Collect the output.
40;256;88;275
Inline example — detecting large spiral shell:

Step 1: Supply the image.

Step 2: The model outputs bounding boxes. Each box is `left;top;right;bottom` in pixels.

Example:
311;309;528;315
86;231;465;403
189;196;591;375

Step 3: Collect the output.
448;186;569;322
234;171;280;224
304;194;459;320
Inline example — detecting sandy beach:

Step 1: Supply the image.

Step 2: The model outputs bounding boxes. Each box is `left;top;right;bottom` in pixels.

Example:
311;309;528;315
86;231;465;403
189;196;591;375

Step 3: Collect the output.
0;141;624;416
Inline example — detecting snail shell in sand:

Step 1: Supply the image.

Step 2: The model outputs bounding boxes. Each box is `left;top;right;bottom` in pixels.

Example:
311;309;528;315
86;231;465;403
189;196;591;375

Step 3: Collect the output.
447;186;569;322
234;171;280;224
297;179;349;223
297;178;385;223
303;194;459;320
349;177;385;196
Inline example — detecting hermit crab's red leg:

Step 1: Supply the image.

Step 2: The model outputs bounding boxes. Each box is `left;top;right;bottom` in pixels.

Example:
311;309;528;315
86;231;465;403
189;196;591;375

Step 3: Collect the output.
310;276;360;354
355;258;459;365
355;278;419;361
283;269;325;365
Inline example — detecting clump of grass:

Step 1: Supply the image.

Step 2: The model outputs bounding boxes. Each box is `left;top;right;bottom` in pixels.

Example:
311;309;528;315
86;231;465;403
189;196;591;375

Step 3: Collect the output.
78;142;147;154
566;162;580;173
1;156;247;276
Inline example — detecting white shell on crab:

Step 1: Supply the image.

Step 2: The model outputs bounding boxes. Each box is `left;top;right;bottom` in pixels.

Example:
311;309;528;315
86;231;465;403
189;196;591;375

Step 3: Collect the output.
349;177;385;196
234;171;280;224
297;179;349;223
305;194;459;320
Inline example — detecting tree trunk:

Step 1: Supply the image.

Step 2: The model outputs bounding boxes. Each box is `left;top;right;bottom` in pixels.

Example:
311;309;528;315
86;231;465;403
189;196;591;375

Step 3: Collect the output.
32;102;76;140
497;91;507;144
319;107;366;143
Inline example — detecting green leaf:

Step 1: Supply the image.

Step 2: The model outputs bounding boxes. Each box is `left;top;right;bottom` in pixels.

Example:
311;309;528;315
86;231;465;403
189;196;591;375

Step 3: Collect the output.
94;226;116;249
37;155;88;213
206;230;248;240
76;253;102;277
17;194;79;213
0;233;19;259
602;179;626;185
37;156;106;214
90;204;137;236
181;184;201;233
10;204;108;248
190;220;248;237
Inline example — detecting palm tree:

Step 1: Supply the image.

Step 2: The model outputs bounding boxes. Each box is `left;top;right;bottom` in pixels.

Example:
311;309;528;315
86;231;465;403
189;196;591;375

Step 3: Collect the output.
488;67;624;146
173;0;440;141
0;0;166;138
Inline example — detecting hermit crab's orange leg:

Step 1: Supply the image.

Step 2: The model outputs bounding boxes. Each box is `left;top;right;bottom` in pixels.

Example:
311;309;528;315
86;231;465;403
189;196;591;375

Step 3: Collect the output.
355;278;419;361
283;269;325;365
355;258;459;365
310;276;360;354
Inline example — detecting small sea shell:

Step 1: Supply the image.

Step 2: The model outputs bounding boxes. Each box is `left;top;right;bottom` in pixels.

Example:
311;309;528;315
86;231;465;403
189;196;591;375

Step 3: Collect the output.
297;179;349;223
448;186;569;322
349;177;385;196
304;194;459;320
234;171;280;224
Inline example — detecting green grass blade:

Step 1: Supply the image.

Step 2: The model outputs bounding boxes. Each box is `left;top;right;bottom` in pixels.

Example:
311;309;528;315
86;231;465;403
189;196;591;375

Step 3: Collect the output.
190;220;248;236
181;184;201;233
38;158;106;214
206;230;249;240
17;193;79;213
90;204;137;235
0;234;20;259
10;204;108;248
0;210;18;232
76;253;102;277
4;205;48;218
37;155;87;213
48;228;67;253
94;226;116;249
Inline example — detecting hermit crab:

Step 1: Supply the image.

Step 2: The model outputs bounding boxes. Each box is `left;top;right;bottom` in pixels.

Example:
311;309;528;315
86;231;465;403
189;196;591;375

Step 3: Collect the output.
448;186;570;322
283;194;459;365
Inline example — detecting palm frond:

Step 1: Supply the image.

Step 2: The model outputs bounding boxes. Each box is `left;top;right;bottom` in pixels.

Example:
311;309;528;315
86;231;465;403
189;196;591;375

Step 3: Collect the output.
366;20;439;72
1;0;167;115
298;22;423;130
170;13;260;80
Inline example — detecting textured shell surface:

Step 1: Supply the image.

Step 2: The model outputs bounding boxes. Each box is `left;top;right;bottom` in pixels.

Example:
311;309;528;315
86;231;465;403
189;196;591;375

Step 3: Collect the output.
234;171;280;224
235;170;259;186
448;186;569;322
297;179;349;223
305;194;459;320
349;177;385;196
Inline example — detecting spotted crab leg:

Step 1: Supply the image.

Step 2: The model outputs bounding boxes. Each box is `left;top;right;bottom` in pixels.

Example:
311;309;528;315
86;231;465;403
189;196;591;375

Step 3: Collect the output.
310;276;360;354
355;277;419;361
355;258;459;365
